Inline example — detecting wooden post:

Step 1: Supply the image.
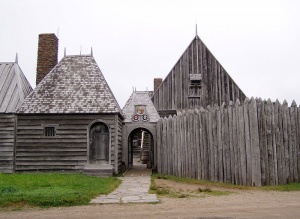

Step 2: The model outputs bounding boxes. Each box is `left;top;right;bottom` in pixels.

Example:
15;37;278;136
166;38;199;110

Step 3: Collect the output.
290;101;298;182
228;101;234;184
217;104;223;182
282;100;289;184
249;97;261;186
238;100;247;185
266;99;275;185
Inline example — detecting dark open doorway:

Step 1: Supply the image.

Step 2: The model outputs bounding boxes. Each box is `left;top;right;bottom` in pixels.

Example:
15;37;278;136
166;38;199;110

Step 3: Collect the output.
89;122;109;165
128;128;154;170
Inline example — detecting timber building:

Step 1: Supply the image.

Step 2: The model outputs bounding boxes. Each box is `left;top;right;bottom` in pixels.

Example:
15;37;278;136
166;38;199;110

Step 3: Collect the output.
0;57;33;173
152;35;245;117
0;32;246;176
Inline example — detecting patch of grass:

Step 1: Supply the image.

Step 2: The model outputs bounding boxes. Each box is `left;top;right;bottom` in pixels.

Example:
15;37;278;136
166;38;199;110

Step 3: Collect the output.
198;187;212;193
0;173;121;209
196;188;231;196
262;183;300;192
152;175;232;198
152;174;300;192
152;174;249;190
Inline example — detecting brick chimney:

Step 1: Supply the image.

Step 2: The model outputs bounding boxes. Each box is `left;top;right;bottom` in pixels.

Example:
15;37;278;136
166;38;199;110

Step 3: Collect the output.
154;78;163;92
36;33;58;85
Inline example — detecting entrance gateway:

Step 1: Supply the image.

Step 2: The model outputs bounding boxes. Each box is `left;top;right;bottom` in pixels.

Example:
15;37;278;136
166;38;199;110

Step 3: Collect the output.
122;91;160;171
128;128;154;169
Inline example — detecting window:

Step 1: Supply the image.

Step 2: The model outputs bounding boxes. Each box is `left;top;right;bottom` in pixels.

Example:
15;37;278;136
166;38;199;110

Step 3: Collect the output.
189;74;202;87
44;126;56;137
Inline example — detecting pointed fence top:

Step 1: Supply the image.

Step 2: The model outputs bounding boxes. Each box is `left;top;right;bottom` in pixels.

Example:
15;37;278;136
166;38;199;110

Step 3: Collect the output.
291;100;297;107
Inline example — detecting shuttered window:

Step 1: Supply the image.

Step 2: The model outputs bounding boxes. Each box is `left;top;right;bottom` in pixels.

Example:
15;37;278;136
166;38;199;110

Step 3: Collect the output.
44;126;56;136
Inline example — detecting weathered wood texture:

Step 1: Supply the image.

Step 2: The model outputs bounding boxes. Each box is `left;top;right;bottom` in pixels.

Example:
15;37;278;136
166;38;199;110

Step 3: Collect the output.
14;114;122;173
152;36;246;112
0;114;15;173
156;98;300;186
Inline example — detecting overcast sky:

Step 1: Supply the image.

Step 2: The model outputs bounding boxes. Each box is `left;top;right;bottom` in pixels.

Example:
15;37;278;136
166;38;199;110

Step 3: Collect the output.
1;0;299;108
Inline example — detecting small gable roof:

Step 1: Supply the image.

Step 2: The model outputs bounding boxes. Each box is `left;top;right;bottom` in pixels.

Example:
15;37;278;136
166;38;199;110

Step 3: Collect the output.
17;55;121;114
122;91;160;123
0;62;33;113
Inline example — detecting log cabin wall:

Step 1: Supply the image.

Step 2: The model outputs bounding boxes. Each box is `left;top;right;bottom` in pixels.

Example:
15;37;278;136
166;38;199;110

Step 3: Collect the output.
15;113;122;173
0;114;15;173
152;36;246;112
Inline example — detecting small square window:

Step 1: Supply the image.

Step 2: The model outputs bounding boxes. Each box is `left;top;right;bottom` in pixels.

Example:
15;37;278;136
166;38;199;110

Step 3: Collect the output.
44;127;55;137
189;74;202;87
190;80;202;86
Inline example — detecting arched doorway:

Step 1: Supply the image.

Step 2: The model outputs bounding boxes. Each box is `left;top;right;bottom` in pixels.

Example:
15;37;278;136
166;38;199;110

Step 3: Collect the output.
128;128;154;169
88;122;110;165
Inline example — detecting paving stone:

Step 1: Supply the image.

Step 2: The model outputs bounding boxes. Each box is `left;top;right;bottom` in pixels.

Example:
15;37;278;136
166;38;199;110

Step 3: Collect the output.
90;175;158;204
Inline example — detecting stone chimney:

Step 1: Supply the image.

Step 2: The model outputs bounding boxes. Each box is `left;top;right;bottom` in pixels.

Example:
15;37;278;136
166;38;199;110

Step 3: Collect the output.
154;78;163;92
36;33;58;85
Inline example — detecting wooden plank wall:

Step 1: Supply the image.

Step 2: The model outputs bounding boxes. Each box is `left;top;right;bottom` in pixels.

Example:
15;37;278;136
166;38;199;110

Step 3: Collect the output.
0;114;15;173
152;36;246;112
157;98;300;186
116;115;123;174
15;114;121;173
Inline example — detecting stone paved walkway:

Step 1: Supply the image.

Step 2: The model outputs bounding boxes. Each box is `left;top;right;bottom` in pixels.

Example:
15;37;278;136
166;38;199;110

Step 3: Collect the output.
90;176;158;204
90;159;159;204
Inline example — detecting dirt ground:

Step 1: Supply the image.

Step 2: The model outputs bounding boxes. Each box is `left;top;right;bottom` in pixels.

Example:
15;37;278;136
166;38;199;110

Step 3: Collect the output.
1;179;300;219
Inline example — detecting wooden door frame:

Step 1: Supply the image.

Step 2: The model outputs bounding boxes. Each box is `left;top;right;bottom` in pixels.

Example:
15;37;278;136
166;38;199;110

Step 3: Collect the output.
87;120;111;165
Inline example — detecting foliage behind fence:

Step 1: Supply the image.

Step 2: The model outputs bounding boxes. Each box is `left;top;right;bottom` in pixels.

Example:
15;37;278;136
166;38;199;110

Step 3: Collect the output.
156;97;300;186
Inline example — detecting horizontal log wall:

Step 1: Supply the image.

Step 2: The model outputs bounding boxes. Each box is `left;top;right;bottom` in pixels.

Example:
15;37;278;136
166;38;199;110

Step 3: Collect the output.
16;114;122;172
157;98;300;186
0;114;15;173
152;36;246;112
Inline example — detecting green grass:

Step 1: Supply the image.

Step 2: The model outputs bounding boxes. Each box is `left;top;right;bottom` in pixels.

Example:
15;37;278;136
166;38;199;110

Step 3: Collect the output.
0;173;121;209
152;174;300;192
152;174;250;190
262;182;300;191
151;174;231;198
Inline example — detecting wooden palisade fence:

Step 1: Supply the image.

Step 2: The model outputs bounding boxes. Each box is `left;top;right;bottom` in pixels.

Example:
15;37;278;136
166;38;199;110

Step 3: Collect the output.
156;97;300;186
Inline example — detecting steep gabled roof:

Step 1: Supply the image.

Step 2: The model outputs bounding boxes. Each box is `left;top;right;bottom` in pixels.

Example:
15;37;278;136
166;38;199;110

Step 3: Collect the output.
152;34;246;111
0;62;33;113
122;91;160;123
17;55;121;114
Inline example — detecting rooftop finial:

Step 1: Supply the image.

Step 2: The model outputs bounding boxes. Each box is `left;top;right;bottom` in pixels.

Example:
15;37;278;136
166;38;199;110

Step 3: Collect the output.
91;47;93;57
196;23;198;36
15;53;18;64
64;47;66;57
80;45;82;55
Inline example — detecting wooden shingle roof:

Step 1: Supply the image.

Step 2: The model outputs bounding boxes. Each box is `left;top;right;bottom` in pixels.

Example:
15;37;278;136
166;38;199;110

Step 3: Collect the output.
0;62;33;113
17;55;121;114
122;91;160;123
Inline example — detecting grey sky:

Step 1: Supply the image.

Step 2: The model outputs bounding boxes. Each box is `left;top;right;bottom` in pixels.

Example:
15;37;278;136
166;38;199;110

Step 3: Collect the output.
1;0;299;108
